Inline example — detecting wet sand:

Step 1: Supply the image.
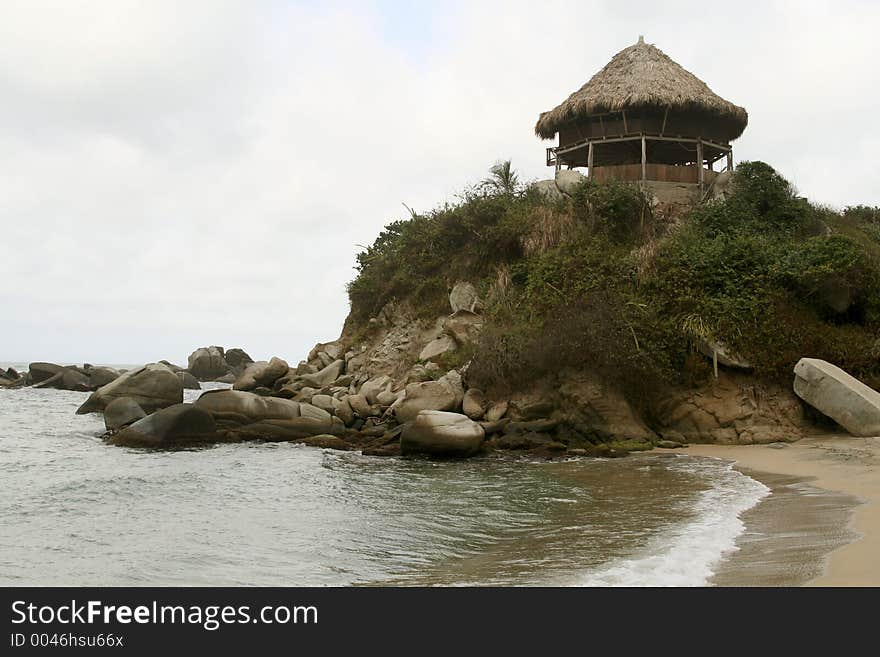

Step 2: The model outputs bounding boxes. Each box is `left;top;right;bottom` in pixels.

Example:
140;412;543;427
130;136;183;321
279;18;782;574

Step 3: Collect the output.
668;435;880;586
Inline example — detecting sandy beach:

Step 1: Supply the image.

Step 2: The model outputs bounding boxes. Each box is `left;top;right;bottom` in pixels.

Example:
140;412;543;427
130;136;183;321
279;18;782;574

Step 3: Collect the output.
672;435;880;586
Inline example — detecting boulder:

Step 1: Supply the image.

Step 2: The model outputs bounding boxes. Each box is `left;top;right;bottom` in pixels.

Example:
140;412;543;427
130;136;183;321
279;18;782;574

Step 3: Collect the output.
230;416;344;441
335;398;355;425
443;311;483;345
158;360;186;373
401;411;484;457
299;359;344;388
224;348;254;373
110;403;216;447
793;358;880;436
310;394;335;413
394;380;458;423
462;388;487;420
485;400;509;422
214;373;236;384
28;362;64;384
532;179;565;203
233;357;289;391
419;335;456;362
555;169;586;195
103;397;147;431
187;346;228;381
176;371;201;390
299;403;332;421
195;389;301;422
360;375;392;404
376;390;398;406
88;366;121;387
449;281;480;314
347;393;372;417
76;363;183;414
32;367;91;391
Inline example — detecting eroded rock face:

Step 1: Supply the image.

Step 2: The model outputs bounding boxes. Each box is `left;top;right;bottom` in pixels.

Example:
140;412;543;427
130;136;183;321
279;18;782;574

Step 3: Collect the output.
657;371;806;444
793;358;880;436
401;410;484;457
76;363;183;415
110;403;216;447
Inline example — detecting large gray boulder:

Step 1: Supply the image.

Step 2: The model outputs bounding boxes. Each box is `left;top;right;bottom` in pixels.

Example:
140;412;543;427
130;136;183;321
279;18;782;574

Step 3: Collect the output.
110;403;216;447
32;367;91;391
230;416;344;441
298;359;344;388
394;370;464;423
555;169;586;195
462;388;487;420
187;346;228;381
87;366;121;388
360;375;392;404
449;281;480;313
233;357;289;391
401;411;484;457
195;389;301;422
395;381;457;423
419;335;456;362
76;363;183;414
176;371;201;390
224;348;254;374
532;179;565;202
793;358;880;436
28;362;65;384
103;397;147;431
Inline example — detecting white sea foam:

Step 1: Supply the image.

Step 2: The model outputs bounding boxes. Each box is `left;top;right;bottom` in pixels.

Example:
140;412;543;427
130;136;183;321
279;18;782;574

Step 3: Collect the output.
577;457;770;587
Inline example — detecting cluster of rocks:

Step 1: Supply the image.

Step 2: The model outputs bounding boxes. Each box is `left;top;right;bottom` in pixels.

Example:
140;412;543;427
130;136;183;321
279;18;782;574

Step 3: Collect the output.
0;362;124;392
0;346;254;393
184;346;254;383
78;283;666;458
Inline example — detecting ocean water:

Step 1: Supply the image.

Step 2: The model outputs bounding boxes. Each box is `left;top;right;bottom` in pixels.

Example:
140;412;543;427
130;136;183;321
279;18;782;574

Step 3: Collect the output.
0;373;771;586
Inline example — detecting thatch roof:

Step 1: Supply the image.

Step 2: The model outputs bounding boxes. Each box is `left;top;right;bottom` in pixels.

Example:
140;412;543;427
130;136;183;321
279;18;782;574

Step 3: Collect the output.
535;37;748;140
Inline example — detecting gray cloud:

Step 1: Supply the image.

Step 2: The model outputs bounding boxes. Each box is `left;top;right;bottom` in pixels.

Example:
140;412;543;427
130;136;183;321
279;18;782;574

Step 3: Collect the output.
1;0;877;364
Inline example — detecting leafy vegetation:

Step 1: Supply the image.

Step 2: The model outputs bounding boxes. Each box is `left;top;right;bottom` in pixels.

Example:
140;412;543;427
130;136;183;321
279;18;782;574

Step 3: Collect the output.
347;160;880;400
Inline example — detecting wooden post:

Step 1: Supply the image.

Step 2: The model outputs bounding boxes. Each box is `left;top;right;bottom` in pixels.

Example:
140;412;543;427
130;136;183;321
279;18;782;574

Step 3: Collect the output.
641;135;646;181
713;348;718;380
587;141;594;178
726;149;733;172
696;139;704;191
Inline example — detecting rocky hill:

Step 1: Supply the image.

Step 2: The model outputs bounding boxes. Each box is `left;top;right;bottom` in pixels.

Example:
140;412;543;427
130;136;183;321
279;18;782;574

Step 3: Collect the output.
269;161;880;455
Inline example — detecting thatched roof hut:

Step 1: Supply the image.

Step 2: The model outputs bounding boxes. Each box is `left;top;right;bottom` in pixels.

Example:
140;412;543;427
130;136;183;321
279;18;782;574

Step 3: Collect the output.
537;37;748;189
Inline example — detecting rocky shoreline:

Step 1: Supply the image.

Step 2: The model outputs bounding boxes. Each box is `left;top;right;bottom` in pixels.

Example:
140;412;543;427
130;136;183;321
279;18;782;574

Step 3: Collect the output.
6;281;875;459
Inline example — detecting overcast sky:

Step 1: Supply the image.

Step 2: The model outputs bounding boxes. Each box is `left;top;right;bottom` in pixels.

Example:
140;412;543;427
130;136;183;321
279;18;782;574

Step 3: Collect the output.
1;0;878;365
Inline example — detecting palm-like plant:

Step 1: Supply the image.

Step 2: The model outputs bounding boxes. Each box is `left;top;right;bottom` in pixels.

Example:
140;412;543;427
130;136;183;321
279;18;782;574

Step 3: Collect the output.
481;160;520;196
